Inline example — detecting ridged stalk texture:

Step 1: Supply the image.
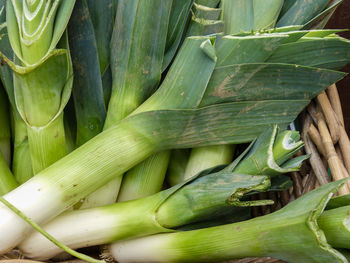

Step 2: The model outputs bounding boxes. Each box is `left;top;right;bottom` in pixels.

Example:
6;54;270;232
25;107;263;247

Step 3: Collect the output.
4;0;76;173
82;0;173;207
111;180;349;263
20;139;274;259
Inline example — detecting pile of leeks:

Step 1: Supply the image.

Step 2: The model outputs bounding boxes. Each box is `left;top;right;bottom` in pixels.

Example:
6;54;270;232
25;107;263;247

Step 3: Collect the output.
0;0;350;262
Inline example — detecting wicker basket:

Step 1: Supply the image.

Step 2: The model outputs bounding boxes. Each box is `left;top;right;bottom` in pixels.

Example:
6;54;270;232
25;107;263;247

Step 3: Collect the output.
1;85;349;263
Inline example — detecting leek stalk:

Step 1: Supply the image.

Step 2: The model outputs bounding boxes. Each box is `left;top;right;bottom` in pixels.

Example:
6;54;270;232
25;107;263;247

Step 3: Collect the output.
166;149;190;187
19;126;304;259
183;145;234;180
68;0;107;147
12;110;33;183
0;1;33;182
4;0;76;173
19;169;270;260
0;150;18;196
0;97;311;253
0;12;349;254
318;205;350;250
19;127;304;259
110;180;349;263
83;0;173;207
162;0;194;71
116;0;226;204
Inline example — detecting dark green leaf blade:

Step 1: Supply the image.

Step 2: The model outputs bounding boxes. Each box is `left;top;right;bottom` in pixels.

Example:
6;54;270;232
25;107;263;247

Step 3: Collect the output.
277;0;332;27
86;0;117;75
267;36;350;70
68;0;106;146
200;63;345;106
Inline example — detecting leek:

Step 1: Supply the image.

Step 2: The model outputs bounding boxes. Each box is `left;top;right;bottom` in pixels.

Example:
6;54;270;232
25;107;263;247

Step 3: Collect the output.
68;0;107;147
318;205;350;250
183;145;234;180
278;0;335;27
110;180;349;263
19;166;270;260
162;0;194;71
82;0;173;207
185;3;223;37
184;0;284;187
166;149;190;187
0;30;347;251
0;97;312;253
0;0;33;183
117;1;223;204
19;127;303;259
0;1;348;255
11;111;33;184
0;149;18;196
3;0;75;173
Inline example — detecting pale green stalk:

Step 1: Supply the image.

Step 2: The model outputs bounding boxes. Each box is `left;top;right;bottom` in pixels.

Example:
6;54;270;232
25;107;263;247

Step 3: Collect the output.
0;0;32;182
26;113;66;174
0;150;18;196
19;144;272;260
183;145;234;180
318;205;350;250
117;150;170;201
166;149;190;187
12;110;33;183
82;0;173;207
19;127;303;260
4;0;76;173
0;96;309;253
110;180;348;263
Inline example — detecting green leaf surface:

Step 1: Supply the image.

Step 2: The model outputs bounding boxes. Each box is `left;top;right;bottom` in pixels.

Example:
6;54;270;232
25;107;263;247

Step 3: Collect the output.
267;36;350;70
215;34;288;67
303;0;343;29
221;0;283;34
185;3;223;37
130;100;309;150
162;0;194;71
277;0;331;27
233;126;304;176
86;0;117;75
68;0;106;146
200;63;345;106
107;0;172;126
133;37;216;114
